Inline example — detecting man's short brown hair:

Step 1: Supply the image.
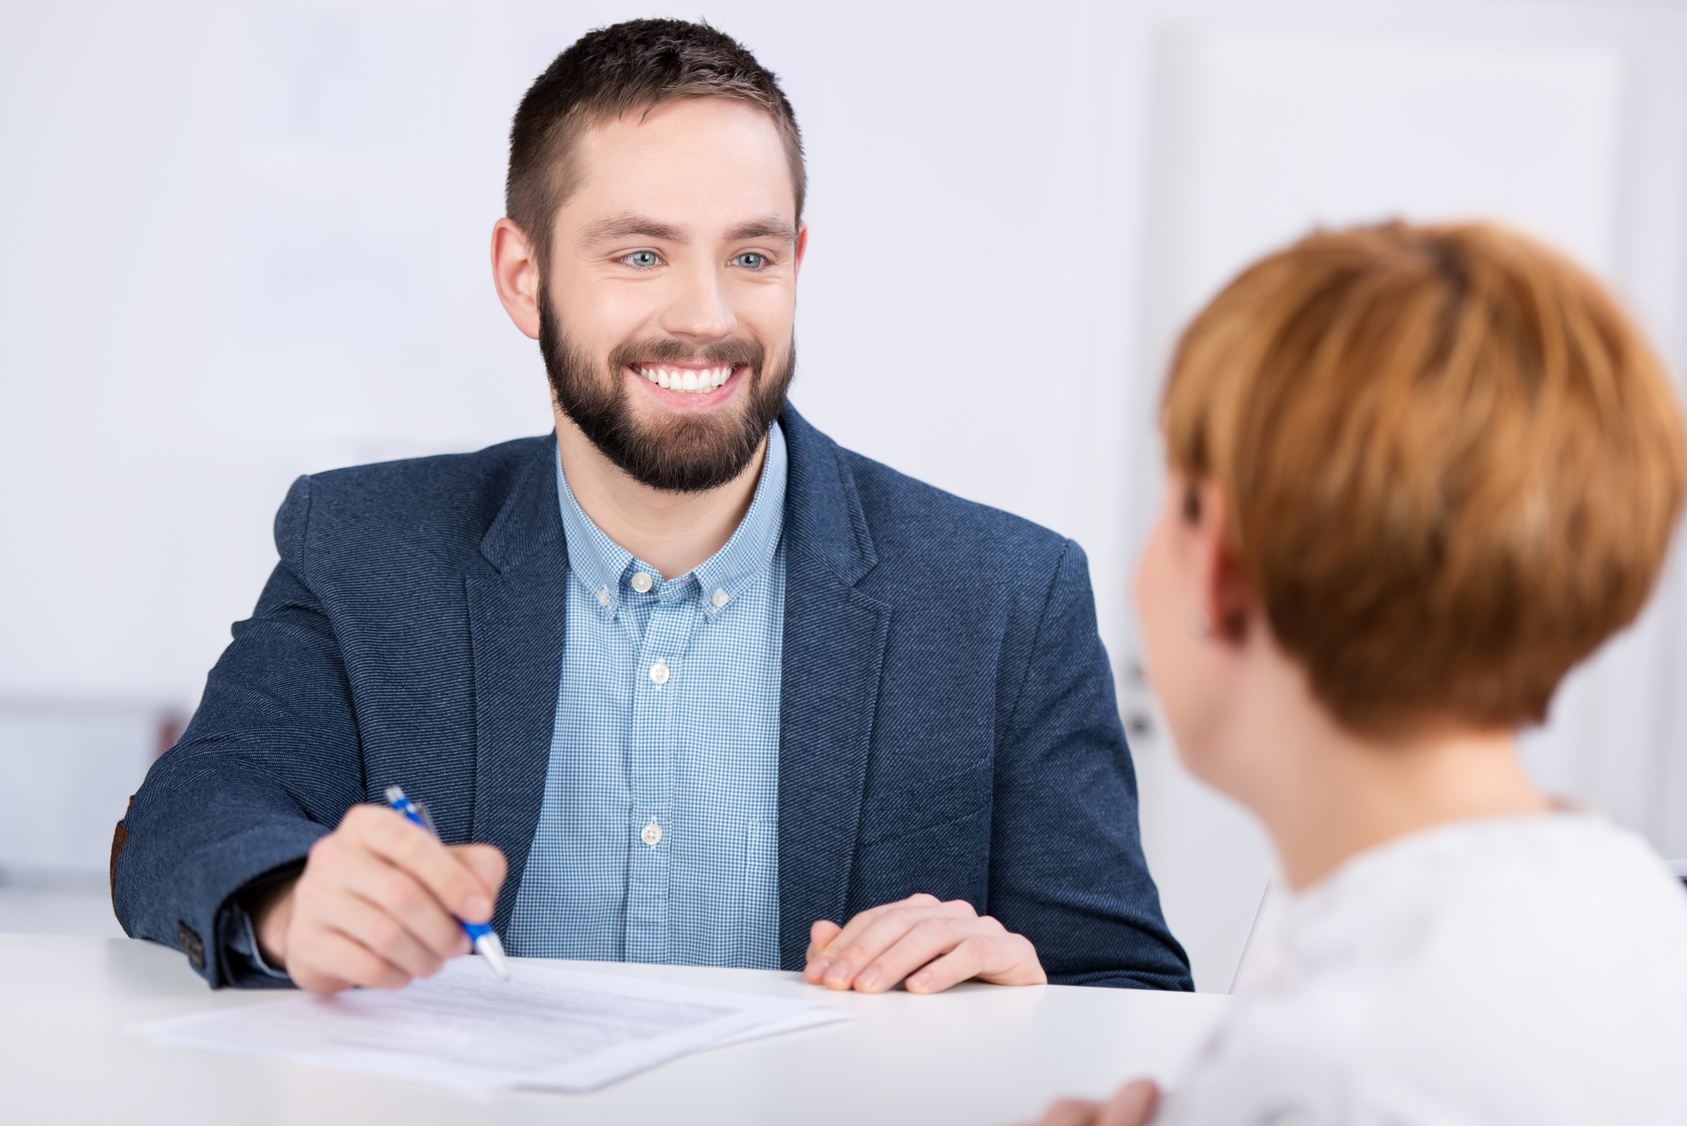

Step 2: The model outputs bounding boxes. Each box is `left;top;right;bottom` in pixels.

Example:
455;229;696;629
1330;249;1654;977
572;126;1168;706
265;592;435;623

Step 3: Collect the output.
1162;221;1686;734
506;19;805;267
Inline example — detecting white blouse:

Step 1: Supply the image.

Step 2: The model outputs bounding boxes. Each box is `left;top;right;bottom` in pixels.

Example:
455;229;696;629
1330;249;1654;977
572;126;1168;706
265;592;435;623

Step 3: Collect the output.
1158;813;1687;1125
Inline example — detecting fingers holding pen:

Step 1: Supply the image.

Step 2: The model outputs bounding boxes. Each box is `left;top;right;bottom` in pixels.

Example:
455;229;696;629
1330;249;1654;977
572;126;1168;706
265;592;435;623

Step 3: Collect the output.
450;842;508;911
303;824;470;961
254;804;511;995
288;927;412;995
346;805;498;923
310;886;457;980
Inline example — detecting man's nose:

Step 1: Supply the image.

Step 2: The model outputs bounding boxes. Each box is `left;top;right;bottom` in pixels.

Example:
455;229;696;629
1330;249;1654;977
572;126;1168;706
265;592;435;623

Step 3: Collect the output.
661;262;737;342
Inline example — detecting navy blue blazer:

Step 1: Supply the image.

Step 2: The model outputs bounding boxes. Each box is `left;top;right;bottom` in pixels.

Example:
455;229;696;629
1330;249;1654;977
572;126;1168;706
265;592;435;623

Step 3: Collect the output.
111;407;1190;991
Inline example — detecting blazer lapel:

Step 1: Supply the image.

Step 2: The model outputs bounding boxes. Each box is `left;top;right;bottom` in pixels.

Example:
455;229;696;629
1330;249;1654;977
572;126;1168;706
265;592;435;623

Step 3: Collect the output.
776;408;892;969
465;437;570;933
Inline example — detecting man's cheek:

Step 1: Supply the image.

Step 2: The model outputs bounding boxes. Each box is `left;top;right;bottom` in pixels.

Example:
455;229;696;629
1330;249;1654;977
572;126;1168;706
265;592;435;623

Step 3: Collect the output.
595;289;668;340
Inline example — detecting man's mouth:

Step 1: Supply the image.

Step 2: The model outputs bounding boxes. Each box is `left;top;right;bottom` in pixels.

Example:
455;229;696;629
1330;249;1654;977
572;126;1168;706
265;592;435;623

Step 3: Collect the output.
630;363;739;394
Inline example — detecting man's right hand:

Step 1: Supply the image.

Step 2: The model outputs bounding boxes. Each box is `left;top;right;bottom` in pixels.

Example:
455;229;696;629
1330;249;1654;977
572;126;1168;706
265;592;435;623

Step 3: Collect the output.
248;804;507;994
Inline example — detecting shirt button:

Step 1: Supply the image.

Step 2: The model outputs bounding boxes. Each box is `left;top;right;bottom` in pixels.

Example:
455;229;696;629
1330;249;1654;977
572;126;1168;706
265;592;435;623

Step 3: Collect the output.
630;571;654;593
596;588;610;607
712;588;729;608
649;660;670;686
640;820;662;847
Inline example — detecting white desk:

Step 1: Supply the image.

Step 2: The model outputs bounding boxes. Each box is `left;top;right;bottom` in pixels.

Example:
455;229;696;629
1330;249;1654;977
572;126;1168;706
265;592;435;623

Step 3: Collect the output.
0;933;1228;1126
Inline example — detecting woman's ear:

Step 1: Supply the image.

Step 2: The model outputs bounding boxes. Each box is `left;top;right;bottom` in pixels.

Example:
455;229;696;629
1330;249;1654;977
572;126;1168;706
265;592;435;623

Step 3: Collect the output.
1192;481;1258;646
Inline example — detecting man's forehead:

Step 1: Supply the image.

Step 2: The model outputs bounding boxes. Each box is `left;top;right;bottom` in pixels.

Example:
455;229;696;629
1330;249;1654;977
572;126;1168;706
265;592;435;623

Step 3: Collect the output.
577;95;783;152
561;98;799;228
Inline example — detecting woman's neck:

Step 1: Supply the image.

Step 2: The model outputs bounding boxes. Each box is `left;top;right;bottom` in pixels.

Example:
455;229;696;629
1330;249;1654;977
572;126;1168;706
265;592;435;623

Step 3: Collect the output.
1241;662;1551;891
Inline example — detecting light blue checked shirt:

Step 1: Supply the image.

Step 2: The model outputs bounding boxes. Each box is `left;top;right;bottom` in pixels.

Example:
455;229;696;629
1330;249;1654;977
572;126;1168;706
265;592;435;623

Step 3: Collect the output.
505;424;787;968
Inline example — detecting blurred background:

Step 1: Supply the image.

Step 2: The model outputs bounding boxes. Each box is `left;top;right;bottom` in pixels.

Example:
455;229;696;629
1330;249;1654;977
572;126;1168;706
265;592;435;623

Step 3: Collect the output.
4;0;1687;991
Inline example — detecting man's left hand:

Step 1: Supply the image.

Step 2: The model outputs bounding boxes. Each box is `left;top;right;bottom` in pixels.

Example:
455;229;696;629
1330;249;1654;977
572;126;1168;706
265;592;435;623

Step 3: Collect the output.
803;893;1045;994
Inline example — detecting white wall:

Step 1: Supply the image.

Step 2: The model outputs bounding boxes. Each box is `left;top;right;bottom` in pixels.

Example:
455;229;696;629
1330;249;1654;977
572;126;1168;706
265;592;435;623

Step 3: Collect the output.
3;0;1685;987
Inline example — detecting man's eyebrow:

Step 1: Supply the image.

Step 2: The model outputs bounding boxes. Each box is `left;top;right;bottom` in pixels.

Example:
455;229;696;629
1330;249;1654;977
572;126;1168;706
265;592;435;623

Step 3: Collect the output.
579;215;687;247
725;217;799;244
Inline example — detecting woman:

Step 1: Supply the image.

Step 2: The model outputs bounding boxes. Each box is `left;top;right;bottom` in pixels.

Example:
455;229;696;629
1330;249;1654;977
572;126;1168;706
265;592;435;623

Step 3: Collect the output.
1034;221;1687;1125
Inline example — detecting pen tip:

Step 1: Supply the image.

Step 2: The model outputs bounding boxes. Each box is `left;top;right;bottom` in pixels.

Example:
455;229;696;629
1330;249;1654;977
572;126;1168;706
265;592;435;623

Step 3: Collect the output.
475;932;511;981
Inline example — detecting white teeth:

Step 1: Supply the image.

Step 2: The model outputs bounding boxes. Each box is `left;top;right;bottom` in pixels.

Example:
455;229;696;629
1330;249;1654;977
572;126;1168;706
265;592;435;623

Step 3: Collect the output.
635;364;735;393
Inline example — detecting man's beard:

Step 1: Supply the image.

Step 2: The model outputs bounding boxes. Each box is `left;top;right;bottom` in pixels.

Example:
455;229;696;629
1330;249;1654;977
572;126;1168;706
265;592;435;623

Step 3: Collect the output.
539;292;796;494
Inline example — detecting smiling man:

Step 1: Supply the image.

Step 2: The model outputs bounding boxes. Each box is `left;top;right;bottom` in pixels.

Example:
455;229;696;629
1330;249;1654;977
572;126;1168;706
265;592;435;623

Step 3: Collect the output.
111;20;1189;997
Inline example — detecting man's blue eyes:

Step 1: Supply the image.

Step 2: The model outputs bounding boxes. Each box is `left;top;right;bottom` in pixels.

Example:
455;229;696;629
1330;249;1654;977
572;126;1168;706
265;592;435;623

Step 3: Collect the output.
620;252;768;269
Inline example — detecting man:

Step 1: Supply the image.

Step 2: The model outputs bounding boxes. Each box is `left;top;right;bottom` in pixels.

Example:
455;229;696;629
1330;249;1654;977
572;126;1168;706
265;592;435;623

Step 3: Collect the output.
111;19;1189;996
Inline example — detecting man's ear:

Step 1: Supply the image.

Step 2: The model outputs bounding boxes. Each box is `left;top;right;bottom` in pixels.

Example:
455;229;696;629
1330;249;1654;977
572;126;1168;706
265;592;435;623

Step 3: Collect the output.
1193;482;1258;645
491;218;542;341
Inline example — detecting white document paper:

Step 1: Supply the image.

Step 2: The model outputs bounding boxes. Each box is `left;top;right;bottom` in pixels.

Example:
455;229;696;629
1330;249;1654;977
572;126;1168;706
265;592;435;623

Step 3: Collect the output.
136;958;847;1095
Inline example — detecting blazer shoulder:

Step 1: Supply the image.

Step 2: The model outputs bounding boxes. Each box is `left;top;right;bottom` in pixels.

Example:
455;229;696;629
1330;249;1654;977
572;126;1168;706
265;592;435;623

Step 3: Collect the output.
284;435;553;566
838;445;1072;573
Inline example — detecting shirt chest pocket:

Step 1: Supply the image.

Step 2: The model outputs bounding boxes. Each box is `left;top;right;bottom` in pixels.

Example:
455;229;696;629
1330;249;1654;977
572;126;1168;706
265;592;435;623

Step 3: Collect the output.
857;757;993;846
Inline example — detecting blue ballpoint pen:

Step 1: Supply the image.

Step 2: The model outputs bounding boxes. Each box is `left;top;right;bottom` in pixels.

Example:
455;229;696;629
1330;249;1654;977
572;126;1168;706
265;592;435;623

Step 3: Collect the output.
384;785;511;981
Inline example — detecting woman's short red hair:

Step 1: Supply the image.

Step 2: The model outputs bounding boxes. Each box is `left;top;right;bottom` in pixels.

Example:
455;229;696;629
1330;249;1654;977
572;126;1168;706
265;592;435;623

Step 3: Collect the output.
1162;221;1686;734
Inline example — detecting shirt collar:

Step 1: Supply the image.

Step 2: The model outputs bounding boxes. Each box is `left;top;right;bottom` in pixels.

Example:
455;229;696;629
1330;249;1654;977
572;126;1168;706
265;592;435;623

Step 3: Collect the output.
693;420;787;611
555;421;788;614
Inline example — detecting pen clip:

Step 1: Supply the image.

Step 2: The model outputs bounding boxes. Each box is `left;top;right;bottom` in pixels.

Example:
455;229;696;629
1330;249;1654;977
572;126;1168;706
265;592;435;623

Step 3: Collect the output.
411;798;439;836
384;784;439;836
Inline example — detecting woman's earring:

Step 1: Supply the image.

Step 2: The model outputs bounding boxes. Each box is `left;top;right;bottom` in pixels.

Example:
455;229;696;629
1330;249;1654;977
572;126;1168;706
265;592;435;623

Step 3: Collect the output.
1186;610;1211;637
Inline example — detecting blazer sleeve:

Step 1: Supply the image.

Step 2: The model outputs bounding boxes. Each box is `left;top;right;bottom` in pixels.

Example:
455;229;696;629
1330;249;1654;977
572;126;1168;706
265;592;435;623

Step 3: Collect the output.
110;475;363;988
987;539;1193;990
